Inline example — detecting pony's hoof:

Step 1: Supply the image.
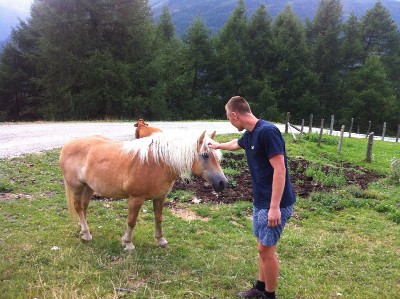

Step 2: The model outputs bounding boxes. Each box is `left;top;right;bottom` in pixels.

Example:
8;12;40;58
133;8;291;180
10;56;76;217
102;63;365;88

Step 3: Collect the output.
81;233;93;241
124;243;135;251
157;237;168;248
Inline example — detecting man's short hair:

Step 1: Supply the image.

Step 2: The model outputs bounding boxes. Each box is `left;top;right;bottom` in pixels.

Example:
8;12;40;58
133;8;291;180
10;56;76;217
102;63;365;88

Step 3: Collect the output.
226;96;252;114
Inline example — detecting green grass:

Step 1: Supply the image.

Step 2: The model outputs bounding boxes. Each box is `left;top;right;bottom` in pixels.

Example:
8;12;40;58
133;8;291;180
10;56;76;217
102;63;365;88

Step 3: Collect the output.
0;133;399;298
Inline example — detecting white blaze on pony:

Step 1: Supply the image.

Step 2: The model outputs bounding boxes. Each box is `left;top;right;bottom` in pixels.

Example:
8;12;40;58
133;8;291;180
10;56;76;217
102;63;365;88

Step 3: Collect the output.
59;131;227;250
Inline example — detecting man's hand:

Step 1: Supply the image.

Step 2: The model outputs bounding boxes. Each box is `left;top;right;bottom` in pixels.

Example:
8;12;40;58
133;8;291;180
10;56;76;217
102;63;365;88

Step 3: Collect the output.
207;140;220;149
268;207;281;227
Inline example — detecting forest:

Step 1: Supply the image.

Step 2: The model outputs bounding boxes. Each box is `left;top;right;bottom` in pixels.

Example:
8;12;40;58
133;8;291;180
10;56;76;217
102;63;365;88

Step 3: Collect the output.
0;0;399;134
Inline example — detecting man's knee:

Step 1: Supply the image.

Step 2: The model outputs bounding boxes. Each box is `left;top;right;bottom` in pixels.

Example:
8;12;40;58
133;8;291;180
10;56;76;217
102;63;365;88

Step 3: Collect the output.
258;242;276;259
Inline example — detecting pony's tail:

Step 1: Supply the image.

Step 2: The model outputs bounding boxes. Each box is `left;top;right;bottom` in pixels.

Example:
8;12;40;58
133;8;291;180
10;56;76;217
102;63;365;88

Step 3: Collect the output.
64;179;78;219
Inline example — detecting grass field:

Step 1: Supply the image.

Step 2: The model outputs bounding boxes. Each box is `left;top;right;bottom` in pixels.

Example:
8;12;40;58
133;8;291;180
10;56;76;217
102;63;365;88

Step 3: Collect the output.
0;133;399;298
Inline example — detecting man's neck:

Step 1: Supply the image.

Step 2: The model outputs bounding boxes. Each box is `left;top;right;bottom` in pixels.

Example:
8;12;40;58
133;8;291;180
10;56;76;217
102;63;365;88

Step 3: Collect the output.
242;114;259;132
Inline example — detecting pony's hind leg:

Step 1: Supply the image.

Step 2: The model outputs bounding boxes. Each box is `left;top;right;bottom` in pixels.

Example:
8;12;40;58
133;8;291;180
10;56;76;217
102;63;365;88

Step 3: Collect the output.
153;198;168;247
77;185;94;241
67;183;94;241
122;197;145;250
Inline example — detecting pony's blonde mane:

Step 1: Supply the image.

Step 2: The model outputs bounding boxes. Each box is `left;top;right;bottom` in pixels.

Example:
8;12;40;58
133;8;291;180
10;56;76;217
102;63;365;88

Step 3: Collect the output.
122;132;221;178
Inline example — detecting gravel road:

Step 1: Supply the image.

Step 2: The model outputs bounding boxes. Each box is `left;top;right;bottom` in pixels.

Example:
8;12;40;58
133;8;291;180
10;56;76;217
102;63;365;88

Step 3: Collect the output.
1;120;395;159
0;121;265;159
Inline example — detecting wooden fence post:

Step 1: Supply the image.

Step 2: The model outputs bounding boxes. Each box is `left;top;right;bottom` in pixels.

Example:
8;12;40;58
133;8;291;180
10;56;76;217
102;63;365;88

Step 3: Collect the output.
318;118;324;147
338;125;345;155
330;115;334;135
349;118;354;138
366;121;371;138
366;132;374;163
285;112;290;134
309;114;313;133
382;122;386;141
300;119;305;139
396;124;400;142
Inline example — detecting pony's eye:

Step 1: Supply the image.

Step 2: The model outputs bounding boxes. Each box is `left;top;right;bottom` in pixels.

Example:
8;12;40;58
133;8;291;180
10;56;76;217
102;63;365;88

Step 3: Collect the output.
201;152;209;159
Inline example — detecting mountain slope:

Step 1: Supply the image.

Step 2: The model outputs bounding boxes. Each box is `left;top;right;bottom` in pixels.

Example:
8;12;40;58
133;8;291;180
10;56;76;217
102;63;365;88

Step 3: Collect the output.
149;0;400;35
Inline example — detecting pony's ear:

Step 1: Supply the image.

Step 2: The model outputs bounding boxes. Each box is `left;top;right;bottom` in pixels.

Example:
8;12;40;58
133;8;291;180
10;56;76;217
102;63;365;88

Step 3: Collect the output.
209;131;216;139
198;130;206;146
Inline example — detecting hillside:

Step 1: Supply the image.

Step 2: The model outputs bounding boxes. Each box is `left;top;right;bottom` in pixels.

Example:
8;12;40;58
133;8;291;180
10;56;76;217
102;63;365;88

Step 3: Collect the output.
149;0;400;35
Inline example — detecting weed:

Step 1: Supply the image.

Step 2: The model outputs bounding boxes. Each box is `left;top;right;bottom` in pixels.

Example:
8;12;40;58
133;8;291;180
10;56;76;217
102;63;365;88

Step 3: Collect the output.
227;176;237;188
0;179;13;192
223;167;240;176
390;157;400;183
305;163;347;188
303;132;338;145
167;189;194;202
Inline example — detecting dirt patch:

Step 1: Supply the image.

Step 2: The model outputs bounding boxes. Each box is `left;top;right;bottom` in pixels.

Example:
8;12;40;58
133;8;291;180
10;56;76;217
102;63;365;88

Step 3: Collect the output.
91;152;384;205
170;152;384;204
0;193;35;200
169;206;210;221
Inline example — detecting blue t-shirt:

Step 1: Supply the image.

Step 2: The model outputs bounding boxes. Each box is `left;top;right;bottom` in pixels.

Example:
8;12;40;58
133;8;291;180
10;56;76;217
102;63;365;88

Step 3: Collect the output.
237;120;296;209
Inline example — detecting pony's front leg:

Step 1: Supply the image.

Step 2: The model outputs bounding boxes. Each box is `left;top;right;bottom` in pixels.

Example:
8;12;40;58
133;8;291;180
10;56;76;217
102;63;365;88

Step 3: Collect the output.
122;197;145;251
153;198;168;247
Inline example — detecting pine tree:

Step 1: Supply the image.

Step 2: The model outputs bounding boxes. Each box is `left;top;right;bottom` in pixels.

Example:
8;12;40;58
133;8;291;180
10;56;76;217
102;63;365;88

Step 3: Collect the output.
307;0;343;118
343;54;397;133
157;6;175;42
341;13;363;72
0;21;40;120
271;5;319;122
183;17;216;118
213;0;249;112
246;4;273;80
360;1;400;130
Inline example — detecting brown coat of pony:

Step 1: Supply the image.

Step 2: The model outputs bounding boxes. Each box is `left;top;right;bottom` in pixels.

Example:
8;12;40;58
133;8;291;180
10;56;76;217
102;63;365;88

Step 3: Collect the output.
134;119;162;139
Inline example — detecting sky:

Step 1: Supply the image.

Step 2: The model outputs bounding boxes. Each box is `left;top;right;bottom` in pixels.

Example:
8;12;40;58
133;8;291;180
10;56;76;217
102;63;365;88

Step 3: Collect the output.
0;0;33;13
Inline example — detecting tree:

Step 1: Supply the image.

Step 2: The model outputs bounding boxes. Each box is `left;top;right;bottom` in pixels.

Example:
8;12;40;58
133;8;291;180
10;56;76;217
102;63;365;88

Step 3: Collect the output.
360;1;400;127
361;1;398;58
341;13;363;73
246;4;273;80
307;0;343;118
157;6;175;42
183;17;216;118
3;0;156;120
271;5;319;122
213;0;249;114
0;21;41;120
342;55;397;133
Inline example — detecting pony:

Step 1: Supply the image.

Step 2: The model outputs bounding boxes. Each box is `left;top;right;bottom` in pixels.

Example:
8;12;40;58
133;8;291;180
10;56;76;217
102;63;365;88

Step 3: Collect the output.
134;118;162;139
59;131;227;250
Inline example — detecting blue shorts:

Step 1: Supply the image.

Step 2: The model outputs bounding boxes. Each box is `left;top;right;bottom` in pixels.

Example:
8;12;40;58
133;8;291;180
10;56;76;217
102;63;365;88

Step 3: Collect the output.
253;205;294;246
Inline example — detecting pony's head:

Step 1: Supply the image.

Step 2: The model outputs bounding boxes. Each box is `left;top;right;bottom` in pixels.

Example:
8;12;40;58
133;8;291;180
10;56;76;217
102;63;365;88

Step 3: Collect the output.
122;130;227;192
134;119;148;127
192;131;228;193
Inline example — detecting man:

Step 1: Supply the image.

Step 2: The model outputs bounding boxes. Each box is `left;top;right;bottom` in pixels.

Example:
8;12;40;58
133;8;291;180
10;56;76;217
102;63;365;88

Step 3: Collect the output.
208;96;296;299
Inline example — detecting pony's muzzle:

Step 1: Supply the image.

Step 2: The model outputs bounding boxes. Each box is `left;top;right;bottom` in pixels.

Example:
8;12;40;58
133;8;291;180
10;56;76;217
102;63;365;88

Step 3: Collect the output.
210;174;228;193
